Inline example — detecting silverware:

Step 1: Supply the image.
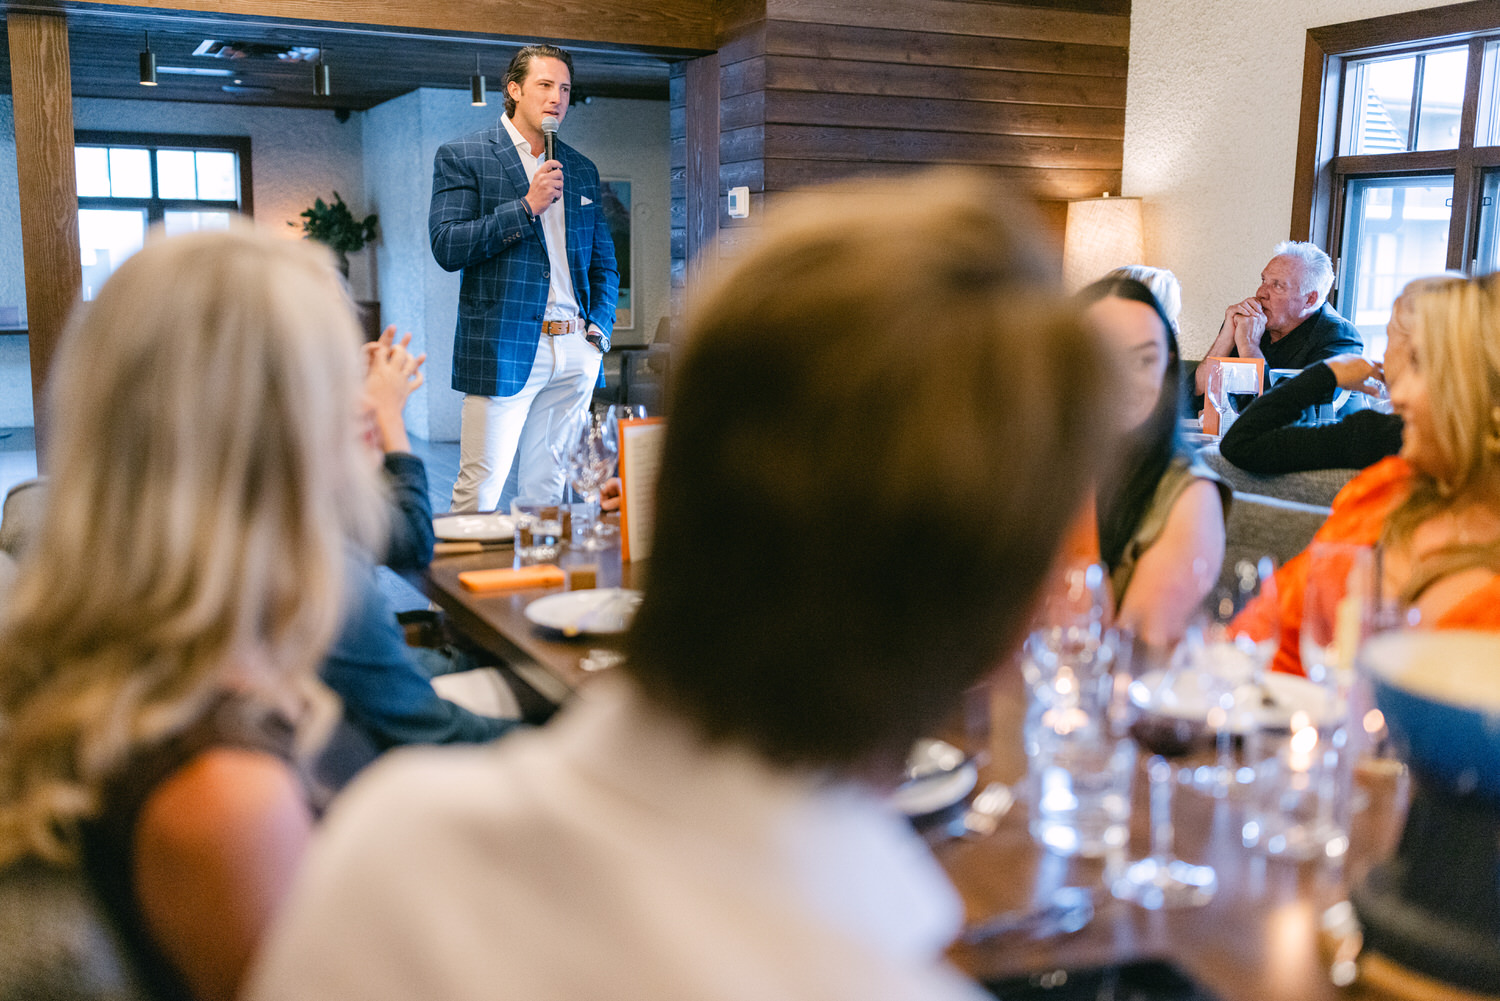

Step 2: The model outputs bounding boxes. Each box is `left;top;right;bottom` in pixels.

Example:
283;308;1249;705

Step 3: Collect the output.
962;886;1095;945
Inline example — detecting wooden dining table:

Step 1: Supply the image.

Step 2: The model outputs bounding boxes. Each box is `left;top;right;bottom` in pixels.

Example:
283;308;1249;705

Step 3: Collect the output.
422;545;1416;1001
420;544;639;704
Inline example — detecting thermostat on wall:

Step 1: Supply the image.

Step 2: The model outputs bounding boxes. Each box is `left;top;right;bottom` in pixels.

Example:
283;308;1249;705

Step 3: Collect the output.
727;186;750;219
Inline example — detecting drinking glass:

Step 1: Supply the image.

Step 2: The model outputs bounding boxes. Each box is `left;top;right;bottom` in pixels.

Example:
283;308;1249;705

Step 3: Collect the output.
1112;644;1222;909
565;410;618;551
1301;543;1374;697
1242;543;1373;859
1025;562;1110;686
606;403;647;439
1188;557;1279;799
1205;363;1238;435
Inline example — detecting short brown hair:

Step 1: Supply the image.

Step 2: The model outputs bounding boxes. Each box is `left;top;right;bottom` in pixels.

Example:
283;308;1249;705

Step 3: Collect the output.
623;170;1114;773
503;43;574;118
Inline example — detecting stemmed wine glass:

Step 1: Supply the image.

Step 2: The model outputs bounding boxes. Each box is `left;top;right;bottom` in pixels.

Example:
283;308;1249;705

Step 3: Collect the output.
1112;642;1224;909
564;410;618;550
605;403;647;438
1189;557;1279;799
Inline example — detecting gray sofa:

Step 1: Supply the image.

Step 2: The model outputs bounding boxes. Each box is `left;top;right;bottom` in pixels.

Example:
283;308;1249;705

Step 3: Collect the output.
1197;445;1348;590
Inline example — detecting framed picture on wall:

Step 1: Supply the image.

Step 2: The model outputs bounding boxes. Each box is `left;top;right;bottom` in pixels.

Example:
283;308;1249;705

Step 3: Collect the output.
600;179;633;330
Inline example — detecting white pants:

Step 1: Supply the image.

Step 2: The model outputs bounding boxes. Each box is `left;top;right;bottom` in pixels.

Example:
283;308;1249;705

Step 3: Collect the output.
451;332;602;513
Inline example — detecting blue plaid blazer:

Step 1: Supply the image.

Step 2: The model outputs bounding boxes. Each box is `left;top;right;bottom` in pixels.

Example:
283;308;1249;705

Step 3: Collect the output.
429;123;619;397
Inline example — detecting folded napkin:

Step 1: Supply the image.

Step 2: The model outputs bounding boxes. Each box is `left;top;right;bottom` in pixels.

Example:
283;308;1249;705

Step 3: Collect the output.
458;564;566;593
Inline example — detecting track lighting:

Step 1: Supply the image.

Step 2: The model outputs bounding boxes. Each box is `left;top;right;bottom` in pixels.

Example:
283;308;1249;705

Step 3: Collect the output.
139;31;158;86
313;50;331;97
471;52;486;106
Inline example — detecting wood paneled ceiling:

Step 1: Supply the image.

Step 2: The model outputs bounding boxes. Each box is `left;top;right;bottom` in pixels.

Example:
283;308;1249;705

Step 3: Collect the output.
0;4;678;110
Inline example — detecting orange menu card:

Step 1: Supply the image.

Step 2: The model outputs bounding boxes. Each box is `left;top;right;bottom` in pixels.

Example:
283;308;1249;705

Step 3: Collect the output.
617;417;666;562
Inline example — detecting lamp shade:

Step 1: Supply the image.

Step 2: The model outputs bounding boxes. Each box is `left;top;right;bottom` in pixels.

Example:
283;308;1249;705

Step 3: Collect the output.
1062;196;1143;292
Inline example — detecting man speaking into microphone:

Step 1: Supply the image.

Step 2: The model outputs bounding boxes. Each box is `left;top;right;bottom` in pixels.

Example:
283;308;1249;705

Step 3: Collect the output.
430;43;619;513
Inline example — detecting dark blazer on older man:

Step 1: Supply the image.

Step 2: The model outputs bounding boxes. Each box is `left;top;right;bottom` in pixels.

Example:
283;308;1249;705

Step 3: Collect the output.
429;120;619;398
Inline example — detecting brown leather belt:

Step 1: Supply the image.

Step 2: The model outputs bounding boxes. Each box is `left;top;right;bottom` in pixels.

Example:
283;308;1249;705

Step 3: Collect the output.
541;318;585;336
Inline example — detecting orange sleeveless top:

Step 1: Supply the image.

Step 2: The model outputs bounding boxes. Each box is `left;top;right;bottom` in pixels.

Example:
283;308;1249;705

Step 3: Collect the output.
1235;456;1500;676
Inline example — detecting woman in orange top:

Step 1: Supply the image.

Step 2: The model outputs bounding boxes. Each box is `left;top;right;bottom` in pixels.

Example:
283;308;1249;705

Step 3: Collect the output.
1241;273;1500;675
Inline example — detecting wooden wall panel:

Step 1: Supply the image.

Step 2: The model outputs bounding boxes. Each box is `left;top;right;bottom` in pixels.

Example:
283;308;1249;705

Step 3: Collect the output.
762;91;1124;138
765;0;1127;46
9;12;80;465
763;56;1124;107
665;0;1129;312
761;21;1127;76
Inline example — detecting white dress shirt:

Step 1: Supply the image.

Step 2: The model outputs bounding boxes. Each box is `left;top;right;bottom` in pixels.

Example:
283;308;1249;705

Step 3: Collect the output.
501;113;580;323
248;676;989;1001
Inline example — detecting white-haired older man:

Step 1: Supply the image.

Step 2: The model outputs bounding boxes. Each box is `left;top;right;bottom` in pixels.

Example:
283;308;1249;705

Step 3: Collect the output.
1194;241;1363;396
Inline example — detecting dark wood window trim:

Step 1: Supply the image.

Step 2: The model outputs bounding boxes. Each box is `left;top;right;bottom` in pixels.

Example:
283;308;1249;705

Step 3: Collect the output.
74;131;253;218
1292;1;1500;272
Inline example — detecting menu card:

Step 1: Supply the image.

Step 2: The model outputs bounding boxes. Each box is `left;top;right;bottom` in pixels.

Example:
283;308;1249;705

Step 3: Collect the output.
618;418;665;562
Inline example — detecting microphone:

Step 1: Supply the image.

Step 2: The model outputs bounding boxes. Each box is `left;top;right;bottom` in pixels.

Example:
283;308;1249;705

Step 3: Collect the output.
541;116;558;162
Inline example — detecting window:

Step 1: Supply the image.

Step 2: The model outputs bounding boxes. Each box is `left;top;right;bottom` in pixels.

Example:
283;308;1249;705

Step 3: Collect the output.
75;132;252;300
1294;3;1500;356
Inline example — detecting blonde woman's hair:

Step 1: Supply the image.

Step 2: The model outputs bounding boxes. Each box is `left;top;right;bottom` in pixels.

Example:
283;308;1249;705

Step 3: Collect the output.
0;223;388;866
1384;272;1500;594
1108;265;1181;331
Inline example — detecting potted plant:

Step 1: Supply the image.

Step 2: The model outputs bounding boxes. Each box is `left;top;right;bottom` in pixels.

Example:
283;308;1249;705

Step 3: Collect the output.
293;191;377;276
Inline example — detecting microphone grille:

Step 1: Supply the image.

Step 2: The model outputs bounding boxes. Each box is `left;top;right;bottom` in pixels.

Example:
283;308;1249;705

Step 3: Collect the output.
541;116;559;134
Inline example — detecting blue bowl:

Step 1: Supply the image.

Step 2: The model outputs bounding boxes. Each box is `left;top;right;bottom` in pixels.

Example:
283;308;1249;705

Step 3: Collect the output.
1360;631;1500;802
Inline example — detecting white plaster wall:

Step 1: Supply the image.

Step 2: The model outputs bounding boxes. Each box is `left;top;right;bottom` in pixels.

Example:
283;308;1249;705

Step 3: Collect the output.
0;98;29;428
1123;0;1456;359
73;98;375;299
364;90;432;436
367;88;668;443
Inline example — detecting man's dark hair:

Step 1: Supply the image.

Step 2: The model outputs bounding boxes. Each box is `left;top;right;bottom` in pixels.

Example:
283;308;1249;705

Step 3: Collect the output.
503;44;574;118
622;169;1115;775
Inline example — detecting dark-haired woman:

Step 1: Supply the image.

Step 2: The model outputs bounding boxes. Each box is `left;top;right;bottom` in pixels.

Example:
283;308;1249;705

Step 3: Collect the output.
1079;276;1230;647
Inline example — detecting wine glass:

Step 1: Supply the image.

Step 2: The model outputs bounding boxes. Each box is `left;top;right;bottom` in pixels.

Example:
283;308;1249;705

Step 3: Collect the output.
1205;363;1242;435
1189;557;1279;799
565;410;618;550
606;403;647;439
1112;643;1223;909
1251;542;1373;858
1301;543;1374;697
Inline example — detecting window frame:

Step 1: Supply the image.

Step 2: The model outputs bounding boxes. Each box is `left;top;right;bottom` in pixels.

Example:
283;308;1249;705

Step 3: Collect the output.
1293;1;1500;305
74;130;254;223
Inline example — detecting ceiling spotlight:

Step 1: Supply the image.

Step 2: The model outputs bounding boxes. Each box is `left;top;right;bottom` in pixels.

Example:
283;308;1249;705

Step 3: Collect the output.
139;31;158;86
313;50;331;97
471;52;486;107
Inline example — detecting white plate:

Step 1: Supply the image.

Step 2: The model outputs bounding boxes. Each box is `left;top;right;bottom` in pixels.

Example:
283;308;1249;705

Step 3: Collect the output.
1133;670;1332;733
433;513;515;542
524;588;642;636
890;739;979;817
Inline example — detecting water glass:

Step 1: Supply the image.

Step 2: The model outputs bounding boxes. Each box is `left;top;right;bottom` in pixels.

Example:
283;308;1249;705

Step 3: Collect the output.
1240;709;1350;861
1023;625;1133;858
512;497;565;564
1028;705;1135;857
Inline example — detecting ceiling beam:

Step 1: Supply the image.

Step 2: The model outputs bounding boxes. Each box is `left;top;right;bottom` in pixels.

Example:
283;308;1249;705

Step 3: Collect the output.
53;0;719;52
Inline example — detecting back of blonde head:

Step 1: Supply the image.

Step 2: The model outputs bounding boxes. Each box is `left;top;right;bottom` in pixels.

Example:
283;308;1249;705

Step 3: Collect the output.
1393;272;1500;500
0;224;387;865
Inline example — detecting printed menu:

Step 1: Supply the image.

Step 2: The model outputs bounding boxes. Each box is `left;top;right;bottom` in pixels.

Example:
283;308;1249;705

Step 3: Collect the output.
618;418;665;562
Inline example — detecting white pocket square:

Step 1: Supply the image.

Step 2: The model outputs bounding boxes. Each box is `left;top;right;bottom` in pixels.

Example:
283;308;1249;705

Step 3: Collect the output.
581;196;593;206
